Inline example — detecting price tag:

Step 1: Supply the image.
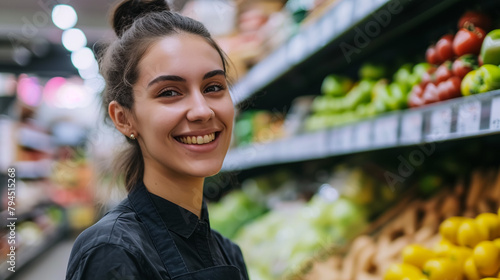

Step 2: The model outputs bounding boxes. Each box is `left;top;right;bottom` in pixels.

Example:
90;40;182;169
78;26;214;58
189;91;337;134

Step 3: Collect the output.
328;129;341;153
306;22;324;52
428;108;452;141
457;100;481;135
400;112;423;144
355;0;373;19
287;34;306;64
335;1;353;31
354;122;371;149
321;13;336;41
490;97;500;131
374;115;398;146
340;126;353;151
310;130;328;157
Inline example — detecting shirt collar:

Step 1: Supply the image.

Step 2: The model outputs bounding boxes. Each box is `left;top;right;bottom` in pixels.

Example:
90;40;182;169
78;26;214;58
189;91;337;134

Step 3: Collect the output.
148;190;210;239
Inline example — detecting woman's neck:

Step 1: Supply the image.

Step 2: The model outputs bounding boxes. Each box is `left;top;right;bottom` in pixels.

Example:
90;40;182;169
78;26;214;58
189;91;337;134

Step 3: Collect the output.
143;167;205;219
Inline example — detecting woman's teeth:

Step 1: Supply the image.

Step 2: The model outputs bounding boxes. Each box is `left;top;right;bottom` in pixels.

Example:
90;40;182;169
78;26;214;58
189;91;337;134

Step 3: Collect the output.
177;133;216;145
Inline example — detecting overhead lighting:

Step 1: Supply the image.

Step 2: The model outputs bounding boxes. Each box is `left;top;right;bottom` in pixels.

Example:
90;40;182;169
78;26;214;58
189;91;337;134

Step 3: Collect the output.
78;60;99;80
71;47;96;70
52;5;78;30
62;28;87;52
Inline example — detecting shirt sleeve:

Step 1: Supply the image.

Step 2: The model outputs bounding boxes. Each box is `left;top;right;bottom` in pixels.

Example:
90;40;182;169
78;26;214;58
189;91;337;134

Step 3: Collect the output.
66;244;145;280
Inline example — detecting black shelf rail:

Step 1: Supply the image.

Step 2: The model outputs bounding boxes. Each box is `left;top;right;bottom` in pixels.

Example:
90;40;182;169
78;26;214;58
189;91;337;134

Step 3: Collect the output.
222;90;500;171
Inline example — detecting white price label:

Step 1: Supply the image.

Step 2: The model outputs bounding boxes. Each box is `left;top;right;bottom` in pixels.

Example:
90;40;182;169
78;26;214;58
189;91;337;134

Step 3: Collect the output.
457;100;481;134
490;97;500;131
335;1;353;30
321;13;336;41
400;112;423;144
374;115;398;146
287;34;306;64
307;23;324;52
355;0;373;18
329;129;341;153
428;108;452;141
354;122;371;149
340;126;353;151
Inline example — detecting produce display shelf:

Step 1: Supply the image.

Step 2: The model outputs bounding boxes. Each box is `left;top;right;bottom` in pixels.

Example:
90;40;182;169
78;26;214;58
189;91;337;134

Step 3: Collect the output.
230;0;391;105
0;224;67;280
222;90;500;172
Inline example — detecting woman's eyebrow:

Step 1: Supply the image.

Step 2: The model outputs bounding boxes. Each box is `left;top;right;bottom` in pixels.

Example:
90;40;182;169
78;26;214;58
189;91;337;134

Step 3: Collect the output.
147;75;186;88
203;69;225;80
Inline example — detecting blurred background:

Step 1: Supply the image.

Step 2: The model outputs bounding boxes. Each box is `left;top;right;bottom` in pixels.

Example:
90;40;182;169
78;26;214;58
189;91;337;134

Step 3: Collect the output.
2;0;500;279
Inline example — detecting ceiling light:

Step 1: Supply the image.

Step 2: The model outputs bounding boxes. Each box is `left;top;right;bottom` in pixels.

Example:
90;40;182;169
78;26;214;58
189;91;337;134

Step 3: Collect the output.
52;5;78;30
71;47;96;70
62;28;87;52
78;60;99;80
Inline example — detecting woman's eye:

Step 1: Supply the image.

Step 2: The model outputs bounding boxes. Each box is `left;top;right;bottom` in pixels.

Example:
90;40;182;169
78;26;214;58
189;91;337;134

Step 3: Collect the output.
205;84;225;93
158;89;181;97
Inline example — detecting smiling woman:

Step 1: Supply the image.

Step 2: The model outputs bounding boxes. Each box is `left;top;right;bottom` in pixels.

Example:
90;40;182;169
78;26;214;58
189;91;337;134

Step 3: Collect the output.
65;1;248;279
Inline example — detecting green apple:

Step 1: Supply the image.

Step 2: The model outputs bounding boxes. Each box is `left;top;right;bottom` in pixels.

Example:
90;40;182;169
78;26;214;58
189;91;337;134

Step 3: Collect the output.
480;29;500;65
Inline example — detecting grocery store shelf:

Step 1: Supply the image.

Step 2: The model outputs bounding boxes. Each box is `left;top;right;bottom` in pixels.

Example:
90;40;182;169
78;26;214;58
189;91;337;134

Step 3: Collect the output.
222;90;500;172
0;224;67;280
230;0;391;105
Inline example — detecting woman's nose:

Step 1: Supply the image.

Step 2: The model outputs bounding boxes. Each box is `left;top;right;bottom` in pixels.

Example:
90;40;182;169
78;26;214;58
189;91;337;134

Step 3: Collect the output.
186;92;213;122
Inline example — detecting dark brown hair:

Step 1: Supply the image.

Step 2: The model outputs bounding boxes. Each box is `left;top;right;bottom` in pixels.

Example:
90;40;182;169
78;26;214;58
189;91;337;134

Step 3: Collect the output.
100;0;231;192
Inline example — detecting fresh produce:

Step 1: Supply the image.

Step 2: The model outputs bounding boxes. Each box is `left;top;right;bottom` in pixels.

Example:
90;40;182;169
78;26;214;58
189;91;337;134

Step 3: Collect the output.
476;213;500;240
359;63;387;80
402;244;436;269
384;263;426;280
480;29;500;66
440;217;466;245
321;74;353;96
453;25;486;56
461;64;500;95
473;241;500;276
422;258;462;280
384;208;500;279
427;45;442;65
458;11;492;31
436;34;456;62
464;257;481;280
435;61;453;84
452;54;478;79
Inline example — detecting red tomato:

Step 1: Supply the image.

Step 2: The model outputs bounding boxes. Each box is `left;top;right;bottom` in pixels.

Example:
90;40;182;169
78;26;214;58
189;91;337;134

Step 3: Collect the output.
458;11;492;31
436;34;455;61
435;61;453;84
410;83;425;97
447;76;462;99
421;66;437;86
422;83;439;104
437;80;450;101
452;54;478;79
453;26;486;56
426;45;441;65
409;91;424;108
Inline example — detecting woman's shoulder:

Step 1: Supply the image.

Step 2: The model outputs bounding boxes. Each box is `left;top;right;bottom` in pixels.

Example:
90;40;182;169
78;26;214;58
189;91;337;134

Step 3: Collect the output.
70;198;150;257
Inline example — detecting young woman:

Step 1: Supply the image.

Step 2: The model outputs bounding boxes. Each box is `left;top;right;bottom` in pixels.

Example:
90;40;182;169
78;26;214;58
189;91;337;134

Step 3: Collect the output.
65;0;249;279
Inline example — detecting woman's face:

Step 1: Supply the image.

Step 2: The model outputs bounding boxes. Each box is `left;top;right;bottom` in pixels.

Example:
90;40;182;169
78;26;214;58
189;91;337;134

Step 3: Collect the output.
131;33;234;179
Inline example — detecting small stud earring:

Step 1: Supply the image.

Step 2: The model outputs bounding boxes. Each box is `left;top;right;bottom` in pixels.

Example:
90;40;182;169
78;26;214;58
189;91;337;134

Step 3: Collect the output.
130;133;136;140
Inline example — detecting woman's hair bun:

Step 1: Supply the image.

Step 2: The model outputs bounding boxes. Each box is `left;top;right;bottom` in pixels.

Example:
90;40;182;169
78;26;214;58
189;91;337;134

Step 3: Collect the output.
111;0;170;38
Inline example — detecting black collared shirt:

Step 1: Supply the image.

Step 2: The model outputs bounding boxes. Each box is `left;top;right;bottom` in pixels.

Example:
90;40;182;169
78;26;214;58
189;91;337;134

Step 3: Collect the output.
148;192;236;272
66;182;249;280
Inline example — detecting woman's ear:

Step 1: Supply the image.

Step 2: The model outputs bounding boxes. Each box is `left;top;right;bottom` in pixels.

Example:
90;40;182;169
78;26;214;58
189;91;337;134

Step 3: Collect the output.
109;101;135;137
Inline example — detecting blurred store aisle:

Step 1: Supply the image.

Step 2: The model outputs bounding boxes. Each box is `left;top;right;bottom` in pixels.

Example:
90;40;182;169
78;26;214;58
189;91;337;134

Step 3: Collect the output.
10;237;75;280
